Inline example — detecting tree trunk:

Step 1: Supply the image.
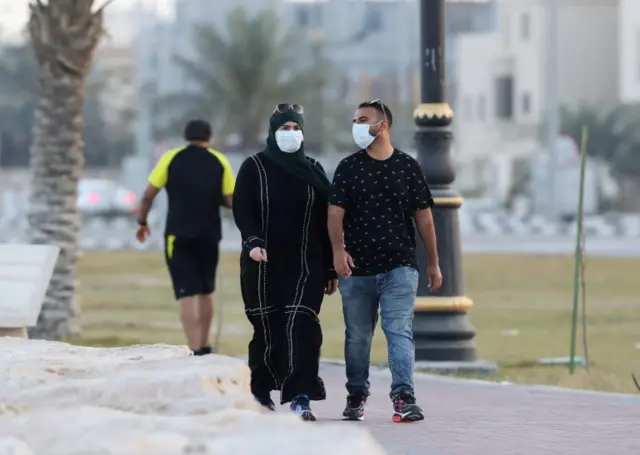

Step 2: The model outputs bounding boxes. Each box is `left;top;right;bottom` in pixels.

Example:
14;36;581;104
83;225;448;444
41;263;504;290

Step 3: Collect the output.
26;0;106;340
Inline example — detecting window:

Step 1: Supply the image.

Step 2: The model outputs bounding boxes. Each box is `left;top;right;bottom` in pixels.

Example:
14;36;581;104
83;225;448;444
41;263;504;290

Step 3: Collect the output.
477;94;486;120
521;92;531;114
520;12;530;41
364;4;383;31
295;6;310;26
502;13;511;49
494;76;514;119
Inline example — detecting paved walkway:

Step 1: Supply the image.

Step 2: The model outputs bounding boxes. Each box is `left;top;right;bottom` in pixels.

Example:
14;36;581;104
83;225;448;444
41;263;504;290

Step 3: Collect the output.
303;363;640;455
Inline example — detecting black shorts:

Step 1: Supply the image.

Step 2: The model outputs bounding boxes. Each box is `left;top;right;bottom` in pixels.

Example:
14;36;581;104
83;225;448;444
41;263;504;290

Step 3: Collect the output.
164;234;220;300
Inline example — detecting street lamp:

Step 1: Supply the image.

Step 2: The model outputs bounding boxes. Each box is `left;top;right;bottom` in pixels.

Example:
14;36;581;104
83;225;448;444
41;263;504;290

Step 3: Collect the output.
412;0;477;363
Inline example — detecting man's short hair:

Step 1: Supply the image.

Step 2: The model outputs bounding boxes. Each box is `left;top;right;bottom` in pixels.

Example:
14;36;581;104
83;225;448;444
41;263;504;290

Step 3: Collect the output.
184;119;212;142
358;100;393;127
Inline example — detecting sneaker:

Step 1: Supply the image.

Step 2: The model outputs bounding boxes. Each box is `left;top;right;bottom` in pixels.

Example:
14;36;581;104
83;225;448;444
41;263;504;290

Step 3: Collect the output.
290;394;316;421
193;346;212;356
342;394;367;421
255;395;276;411
391;391;424;423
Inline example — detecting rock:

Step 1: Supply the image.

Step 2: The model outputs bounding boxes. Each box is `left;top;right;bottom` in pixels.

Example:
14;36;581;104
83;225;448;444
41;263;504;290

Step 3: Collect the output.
0;338;386;455
0;437;33;455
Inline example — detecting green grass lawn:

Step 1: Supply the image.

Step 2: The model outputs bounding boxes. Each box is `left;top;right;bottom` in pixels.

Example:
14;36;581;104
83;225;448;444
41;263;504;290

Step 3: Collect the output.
72;250;640;394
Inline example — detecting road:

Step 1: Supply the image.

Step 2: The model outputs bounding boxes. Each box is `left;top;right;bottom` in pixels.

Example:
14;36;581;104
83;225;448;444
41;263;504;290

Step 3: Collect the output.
304;363;640;455
2;218;640;257
460;235;640;257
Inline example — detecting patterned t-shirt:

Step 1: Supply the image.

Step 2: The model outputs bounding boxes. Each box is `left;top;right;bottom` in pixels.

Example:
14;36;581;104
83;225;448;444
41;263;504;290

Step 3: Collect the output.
329;148;434;276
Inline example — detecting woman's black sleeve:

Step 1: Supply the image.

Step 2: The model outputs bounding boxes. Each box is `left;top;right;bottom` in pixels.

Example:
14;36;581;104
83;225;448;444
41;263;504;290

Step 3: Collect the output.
311;160;337;281
232;157;265;253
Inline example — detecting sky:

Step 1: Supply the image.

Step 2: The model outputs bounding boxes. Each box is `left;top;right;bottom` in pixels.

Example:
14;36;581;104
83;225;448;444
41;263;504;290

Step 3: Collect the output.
0;0;175;43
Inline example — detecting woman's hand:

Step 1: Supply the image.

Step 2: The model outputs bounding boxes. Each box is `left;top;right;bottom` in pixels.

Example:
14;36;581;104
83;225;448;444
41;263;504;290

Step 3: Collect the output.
249;247;268;262
325;279;338;295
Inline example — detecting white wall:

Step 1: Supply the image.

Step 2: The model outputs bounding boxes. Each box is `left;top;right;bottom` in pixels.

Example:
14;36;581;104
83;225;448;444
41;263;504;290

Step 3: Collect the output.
619;0;640;103
454;0;619;192
556;1;619;108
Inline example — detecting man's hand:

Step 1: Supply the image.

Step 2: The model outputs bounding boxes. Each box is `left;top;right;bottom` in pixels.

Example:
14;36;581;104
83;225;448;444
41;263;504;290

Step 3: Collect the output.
333;248;355;277
427;264;443;292
135;225;150;243
249;247;268;262
325;279;338;295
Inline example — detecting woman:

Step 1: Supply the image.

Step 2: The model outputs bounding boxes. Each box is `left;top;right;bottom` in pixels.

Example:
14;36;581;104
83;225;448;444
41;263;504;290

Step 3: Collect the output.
232;104;338;421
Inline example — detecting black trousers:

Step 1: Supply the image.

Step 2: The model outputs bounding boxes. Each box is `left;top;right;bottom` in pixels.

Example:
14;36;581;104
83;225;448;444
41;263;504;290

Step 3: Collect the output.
240;254;326;404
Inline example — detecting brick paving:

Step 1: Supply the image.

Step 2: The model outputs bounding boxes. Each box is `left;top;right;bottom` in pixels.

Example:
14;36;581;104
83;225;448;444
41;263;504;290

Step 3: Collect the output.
309;363;640;455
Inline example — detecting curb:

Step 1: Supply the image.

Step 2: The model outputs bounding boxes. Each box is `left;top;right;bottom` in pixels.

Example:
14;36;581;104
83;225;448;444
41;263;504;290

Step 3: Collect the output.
235;355;640;401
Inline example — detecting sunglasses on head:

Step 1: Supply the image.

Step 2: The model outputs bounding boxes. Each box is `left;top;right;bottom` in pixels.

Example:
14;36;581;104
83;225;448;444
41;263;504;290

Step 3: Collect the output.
273;103;304;115
363;99;388;120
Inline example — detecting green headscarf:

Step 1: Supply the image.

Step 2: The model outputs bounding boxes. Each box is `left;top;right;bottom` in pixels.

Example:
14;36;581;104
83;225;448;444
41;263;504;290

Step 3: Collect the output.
263;109;331;196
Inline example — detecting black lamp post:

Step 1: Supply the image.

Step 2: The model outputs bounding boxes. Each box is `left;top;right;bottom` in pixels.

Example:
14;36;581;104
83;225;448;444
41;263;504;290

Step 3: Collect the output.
412;0;477;362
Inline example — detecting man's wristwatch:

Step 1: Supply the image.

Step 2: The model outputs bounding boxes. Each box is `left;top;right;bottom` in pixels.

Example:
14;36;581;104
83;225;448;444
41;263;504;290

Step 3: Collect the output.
137;219;147;227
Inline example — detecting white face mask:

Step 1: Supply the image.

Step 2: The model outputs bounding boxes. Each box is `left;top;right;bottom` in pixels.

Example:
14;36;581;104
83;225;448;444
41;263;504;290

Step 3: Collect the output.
352;123;380;149
275;130;303;153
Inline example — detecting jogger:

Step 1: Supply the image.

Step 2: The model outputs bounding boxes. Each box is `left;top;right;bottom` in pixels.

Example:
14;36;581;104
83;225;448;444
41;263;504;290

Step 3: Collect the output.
135;119;235;355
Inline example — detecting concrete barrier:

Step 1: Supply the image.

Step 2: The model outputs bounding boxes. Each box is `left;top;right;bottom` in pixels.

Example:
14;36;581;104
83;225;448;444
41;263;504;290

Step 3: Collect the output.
0;244;59;337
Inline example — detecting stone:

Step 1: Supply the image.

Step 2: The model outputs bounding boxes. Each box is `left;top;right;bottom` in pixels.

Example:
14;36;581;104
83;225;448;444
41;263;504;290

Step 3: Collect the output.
0;244;60;331
0;338;386;455
414;360;498;376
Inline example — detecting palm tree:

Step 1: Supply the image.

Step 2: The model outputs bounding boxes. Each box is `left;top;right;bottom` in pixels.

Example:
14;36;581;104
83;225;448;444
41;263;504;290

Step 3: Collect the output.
27;0;108;340
559;104;640;210
160;8;332;150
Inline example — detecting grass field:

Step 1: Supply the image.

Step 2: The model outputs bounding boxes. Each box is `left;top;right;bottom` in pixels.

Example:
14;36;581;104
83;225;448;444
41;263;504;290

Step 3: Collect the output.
72;250;640;394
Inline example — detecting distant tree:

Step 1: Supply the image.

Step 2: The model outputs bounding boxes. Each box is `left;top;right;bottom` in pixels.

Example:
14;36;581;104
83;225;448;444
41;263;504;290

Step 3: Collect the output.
159;8;332;150
0;44;38;166
559;104;640;210
0;42;119;168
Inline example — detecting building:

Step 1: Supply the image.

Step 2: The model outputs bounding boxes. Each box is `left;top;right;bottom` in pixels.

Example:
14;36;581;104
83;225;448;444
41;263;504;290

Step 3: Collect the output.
93;46;136;134
133;0;496;155
455;0;619;192
619;0;640;103
282;0;496;106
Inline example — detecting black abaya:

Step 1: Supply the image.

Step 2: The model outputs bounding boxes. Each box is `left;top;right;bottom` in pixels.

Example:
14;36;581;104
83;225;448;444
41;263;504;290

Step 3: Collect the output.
232;152;334;404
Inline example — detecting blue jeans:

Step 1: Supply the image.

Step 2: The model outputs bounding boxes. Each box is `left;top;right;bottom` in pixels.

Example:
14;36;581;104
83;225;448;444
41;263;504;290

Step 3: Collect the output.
338;266;418;398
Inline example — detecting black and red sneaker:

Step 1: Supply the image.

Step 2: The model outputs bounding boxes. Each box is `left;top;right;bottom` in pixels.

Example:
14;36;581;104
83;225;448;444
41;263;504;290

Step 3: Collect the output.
342;394;367;421
391;391;424;423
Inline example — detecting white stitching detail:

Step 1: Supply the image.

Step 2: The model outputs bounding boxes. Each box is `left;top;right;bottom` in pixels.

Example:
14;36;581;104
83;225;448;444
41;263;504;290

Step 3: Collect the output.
284;184;313;386
249;155;280;388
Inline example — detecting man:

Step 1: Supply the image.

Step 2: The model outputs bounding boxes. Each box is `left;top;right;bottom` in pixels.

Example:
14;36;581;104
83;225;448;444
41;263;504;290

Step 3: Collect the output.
328;100;443;423
135;119;235;356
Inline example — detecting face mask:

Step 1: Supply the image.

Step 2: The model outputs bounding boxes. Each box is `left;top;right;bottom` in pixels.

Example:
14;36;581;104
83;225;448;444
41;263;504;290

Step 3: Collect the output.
352;122;380;149
275;130;303;153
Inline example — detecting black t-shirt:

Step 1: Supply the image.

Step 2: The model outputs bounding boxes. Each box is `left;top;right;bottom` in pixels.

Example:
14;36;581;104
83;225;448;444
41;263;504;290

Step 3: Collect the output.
329;148;434;276
148;145;235;239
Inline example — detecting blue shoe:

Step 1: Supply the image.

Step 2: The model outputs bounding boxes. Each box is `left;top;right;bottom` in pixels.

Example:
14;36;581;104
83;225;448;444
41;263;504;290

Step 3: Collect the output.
290;394;316;421
255;395;276;411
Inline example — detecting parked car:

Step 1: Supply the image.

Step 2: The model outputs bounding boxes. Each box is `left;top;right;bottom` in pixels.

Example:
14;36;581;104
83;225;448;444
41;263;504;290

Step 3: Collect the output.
77;179;137;220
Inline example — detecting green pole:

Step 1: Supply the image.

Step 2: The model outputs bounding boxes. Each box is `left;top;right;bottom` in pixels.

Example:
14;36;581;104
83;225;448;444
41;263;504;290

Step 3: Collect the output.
569;126;589;374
